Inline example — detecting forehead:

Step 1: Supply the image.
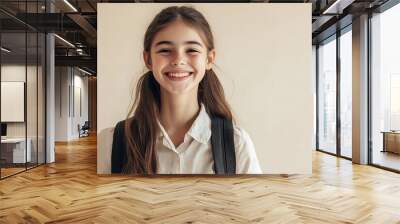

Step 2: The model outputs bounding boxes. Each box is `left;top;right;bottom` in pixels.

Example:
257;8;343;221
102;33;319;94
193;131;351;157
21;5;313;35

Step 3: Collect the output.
151;20;207;47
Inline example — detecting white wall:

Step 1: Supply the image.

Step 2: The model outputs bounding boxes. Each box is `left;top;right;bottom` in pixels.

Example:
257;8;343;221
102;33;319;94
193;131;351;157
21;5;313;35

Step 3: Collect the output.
1;65;28;142
97;3;313;174
1;64;45;163
55;67;89;141
72;72;89;138
55;67;69;141
1;65;39;138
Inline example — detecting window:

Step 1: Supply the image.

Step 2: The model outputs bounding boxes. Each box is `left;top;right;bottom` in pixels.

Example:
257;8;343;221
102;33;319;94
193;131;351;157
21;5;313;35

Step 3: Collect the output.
339;28;352;158
317;36;337;154
371;2;400;171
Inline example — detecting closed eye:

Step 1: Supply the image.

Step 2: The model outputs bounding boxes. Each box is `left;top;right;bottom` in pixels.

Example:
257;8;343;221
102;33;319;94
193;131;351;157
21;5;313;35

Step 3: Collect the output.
157;49;171;54
187;49;200;54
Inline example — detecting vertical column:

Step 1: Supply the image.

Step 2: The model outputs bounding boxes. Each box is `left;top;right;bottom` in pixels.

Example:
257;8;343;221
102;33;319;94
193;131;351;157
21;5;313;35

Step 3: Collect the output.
46;1;55;163
313;45;317;150
352;14;369;164
336;30;341;156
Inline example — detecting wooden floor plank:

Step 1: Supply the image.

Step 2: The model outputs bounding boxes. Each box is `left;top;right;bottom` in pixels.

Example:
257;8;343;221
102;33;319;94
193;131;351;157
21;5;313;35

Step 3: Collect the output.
0;135;400;223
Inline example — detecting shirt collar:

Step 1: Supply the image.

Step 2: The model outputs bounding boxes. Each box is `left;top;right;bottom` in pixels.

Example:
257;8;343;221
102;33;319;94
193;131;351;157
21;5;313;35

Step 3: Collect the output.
187;104;212;144
157;104;211;145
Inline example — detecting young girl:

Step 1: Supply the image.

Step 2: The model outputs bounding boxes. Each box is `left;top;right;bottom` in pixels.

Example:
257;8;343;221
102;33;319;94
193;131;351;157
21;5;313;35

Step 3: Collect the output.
111;6;261;174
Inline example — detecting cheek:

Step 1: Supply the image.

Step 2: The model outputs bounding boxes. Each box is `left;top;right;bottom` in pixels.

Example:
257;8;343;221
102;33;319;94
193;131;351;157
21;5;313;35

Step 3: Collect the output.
191;56;208;70
150;56;167;71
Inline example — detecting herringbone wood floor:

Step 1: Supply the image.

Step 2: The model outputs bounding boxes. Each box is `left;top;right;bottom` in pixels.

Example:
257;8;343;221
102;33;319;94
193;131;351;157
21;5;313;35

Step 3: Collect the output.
1;135;400;223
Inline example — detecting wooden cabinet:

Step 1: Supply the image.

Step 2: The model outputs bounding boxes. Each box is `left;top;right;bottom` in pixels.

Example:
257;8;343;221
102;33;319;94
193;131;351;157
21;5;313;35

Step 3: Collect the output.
382;132;400;154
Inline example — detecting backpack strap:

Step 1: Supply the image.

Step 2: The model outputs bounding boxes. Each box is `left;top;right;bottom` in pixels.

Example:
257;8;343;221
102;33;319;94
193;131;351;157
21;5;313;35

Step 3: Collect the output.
211;116;236;174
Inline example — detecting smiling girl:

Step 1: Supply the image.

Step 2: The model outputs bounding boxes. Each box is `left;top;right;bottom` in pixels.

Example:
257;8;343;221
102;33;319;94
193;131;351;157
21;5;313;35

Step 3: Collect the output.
111;6;261;174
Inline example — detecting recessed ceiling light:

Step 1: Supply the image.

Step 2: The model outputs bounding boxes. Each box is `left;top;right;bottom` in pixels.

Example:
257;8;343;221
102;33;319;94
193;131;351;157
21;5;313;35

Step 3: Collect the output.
322;0;354;15
63;0;78;12
1;47;11;53
54;34;75;48
77;67;93;76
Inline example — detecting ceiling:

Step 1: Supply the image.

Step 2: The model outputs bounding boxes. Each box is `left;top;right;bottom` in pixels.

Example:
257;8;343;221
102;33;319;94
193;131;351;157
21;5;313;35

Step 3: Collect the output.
0;0;392;75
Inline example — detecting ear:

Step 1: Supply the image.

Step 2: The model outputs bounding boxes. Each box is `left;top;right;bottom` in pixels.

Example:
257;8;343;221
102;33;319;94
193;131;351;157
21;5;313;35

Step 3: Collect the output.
206;49;216;70
143;51;152;70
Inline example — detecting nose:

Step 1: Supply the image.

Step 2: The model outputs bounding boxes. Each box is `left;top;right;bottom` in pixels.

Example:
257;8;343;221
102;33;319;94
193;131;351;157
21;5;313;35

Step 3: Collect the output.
171;50;186;66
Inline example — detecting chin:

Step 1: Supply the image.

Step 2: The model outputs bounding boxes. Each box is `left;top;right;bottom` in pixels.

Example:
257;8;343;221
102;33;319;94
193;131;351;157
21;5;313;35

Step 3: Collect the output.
166;87;195;95
160;83;198;96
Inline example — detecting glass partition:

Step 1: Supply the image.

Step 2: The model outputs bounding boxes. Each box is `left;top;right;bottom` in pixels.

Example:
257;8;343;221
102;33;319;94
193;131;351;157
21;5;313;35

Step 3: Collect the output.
27;31;38;170
371;3;400;171
0;1;46;179
0;31;28;177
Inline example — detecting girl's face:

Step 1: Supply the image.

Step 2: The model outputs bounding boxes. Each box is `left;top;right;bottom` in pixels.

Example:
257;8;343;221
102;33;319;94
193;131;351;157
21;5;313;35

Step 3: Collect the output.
144;19;215;95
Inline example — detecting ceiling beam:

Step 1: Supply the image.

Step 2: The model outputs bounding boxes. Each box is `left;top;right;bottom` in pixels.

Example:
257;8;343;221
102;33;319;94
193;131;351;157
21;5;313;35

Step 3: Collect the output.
55;55;96;69
322;0;355;14
67;13;97;40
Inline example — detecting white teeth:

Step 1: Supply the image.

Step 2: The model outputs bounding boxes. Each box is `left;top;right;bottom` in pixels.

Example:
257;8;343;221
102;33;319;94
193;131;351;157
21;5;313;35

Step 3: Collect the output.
167;72;191;77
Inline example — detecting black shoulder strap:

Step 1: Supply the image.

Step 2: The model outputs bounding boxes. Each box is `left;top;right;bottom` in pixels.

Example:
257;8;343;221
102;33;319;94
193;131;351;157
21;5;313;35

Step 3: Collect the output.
111;120;126;173
211;116;236;174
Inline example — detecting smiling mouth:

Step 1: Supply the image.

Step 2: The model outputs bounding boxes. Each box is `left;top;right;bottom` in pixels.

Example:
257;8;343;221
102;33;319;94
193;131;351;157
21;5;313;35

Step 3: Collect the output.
164;72;193;81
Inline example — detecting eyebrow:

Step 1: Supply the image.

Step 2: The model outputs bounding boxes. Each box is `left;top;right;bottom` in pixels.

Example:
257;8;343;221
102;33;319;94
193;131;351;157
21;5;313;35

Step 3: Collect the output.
155;40;203;47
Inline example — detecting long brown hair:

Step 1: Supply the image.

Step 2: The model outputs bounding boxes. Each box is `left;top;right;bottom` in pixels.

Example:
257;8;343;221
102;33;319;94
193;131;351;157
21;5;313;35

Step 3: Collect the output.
123;6;233;174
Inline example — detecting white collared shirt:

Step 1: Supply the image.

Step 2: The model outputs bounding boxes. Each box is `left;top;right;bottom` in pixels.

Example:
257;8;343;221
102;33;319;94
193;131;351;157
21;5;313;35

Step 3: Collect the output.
156;105;262;174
